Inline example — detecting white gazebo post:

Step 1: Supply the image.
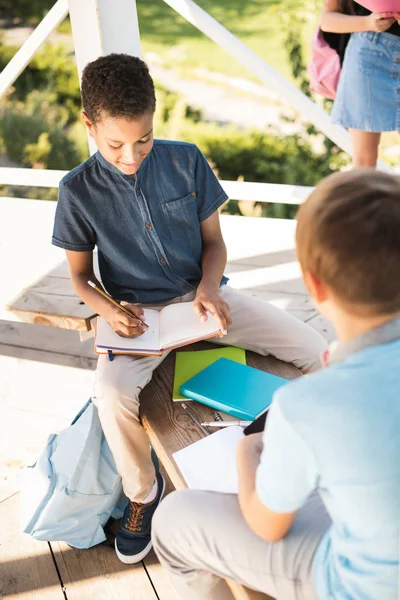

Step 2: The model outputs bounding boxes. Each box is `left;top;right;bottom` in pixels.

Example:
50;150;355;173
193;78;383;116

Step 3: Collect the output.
68;0;142;153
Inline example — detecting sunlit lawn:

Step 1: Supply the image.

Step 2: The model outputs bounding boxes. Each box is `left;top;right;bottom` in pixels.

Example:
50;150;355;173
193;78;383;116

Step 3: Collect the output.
137;0;318;83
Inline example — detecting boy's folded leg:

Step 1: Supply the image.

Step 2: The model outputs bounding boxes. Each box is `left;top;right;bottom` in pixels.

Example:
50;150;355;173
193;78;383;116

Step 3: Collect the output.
214;286;327;373
93;352;168;501
93;351;169;563
152;489;330;600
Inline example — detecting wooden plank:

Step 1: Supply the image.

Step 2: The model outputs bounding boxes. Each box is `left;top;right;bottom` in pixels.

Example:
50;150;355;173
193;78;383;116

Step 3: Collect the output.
143;550;180;600
140;342;300;488
140;343;301;600
228;581;275;600
0;342;97;370
0;321;96;360
0;494;64;599
7;292;96;332
29;276;78;297
51;540;157;600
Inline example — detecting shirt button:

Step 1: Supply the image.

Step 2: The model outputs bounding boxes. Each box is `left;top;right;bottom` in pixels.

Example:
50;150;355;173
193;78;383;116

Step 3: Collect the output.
145;221;152;229
183;283;190;290
160;257;167;265
136;187;140;193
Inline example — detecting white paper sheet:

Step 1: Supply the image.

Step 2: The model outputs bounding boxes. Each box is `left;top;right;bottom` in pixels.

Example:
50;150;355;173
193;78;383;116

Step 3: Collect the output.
160;302;220;349
173;426;245;494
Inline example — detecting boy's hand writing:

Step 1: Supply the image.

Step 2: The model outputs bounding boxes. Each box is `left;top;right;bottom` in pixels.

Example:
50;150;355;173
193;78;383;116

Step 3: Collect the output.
105;302;147;338
365;12;395;32
194;284;232;336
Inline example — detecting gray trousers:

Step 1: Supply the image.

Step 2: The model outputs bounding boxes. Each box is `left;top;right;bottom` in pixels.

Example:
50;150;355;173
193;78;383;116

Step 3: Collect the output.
152;489;331;600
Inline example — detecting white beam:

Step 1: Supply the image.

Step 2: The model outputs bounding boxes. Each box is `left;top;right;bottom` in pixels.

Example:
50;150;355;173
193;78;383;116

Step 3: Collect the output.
0;168;66;188
0;167;312;205
161;0;391;171
220;181;312;205
68;0;142;154
68;0;141;81
0;0;69;100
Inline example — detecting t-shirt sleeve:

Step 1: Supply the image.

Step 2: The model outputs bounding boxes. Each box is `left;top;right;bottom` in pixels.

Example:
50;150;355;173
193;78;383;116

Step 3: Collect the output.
256;400;319;513
193;147;229;221
52;181;96;252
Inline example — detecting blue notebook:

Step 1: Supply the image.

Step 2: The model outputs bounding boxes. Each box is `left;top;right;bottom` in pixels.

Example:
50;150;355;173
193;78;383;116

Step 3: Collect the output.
179;358;288;420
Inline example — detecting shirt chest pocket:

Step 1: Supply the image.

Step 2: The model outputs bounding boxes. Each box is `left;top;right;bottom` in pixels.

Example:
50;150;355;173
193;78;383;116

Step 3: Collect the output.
160;193;200;240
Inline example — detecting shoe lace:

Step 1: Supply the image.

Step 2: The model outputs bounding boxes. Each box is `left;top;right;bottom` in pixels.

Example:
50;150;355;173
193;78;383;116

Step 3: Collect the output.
125;501;144;533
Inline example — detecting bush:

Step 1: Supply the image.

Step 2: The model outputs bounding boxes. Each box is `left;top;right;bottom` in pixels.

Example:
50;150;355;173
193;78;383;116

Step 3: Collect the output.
0;43;81;119
165;118;349;218
0;0;54;23
0;89;88;169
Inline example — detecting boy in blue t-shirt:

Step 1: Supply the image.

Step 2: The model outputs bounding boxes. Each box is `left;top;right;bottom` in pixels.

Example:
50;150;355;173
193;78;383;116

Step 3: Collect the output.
52;54;326;564
152;170;400;600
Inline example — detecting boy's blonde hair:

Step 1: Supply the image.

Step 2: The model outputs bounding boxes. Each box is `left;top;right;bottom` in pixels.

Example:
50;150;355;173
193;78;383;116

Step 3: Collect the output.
296;169;400;316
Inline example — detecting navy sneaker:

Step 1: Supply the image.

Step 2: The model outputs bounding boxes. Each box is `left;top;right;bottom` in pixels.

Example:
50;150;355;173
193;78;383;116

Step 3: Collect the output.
115;470;165;564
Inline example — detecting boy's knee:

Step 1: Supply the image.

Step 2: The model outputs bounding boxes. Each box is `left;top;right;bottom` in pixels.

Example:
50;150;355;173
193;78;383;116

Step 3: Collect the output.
152;490;193;553
93;363;141;414
301;325;328;373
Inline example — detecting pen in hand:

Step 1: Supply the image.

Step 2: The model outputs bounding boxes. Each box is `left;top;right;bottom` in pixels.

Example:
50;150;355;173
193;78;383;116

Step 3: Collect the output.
87;280;148;329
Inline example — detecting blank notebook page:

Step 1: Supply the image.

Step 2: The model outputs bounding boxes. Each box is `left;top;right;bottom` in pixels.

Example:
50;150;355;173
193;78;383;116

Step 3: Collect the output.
173;425;245;494
160;302;220;348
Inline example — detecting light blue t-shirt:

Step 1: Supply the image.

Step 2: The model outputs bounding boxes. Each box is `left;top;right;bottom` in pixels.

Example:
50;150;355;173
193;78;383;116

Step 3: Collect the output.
256;333;400;600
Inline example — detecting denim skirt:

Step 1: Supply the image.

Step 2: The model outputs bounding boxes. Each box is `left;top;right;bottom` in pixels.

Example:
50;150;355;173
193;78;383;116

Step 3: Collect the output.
331;31;400;132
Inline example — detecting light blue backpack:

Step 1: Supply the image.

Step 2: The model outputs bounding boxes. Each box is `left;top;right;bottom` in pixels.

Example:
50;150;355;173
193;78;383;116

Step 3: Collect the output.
20;399;126;549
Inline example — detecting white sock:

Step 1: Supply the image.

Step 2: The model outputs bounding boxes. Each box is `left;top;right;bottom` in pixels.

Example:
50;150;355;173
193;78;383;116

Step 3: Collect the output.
141;479;158;504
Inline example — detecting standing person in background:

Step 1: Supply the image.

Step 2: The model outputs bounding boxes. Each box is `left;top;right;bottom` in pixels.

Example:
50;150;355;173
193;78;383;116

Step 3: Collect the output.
322;1;400;167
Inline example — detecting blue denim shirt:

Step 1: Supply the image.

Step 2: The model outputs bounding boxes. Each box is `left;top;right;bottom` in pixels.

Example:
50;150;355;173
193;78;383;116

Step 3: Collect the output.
52;140;229;303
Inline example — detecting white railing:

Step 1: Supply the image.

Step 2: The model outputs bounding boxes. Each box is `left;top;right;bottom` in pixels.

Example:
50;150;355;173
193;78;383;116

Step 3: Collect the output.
0;167;311;205
0;0;68;100
0;0;391;199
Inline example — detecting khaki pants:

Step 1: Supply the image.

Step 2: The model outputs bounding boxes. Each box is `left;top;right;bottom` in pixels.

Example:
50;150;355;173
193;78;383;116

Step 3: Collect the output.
92;286;327;502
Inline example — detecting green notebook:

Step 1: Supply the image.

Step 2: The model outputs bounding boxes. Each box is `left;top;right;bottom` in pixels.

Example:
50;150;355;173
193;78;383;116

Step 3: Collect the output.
173;346;246;401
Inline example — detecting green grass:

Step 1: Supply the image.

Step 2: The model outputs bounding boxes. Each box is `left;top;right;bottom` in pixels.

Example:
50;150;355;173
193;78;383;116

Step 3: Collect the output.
137;0;319;83
55;1;318;85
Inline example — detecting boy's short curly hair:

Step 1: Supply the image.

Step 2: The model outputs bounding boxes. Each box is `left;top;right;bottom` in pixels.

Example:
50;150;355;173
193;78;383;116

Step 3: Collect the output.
81;54;156;123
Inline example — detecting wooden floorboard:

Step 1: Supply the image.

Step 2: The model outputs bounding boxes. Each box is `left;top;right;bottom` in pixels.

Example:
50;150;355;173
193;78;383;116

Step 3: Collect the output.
0;494;64;599
51;541;157;600
143;551;179;600
0;320;96;361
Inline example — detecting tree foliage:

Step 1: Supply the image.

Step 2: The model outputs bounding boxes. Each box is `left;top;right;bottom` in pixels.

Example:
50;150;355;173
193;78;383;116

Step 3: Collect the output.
0;0;54;23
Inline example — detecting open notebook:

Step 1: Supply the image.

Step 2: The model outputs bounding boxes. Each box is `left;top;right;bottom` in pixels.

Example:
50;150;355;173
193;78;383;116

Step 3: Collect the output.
94;301;221;356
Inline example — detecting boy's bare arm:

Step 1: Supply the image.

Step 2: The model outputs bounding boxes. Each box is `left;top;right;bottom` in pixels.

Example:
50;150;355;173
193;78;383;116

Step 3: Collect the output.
65;250;145;338
194;211;232;334
236;433;296;542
